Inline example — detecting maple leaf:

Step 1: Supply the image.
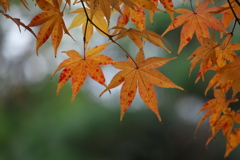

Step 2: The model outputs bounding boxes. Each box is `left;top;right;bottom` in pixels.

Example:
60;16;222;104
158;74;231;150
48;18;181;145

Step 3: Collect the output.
52;43;115;101
221;0;240;29
100;48;183;122
117;3;146;30
195;89;238;134
116;0;161;30
206;56;240;97
0;0;9;12
149;0;159;23
28;0;72;56
224;128;240;157
187;33;240;82
206;110;240;157
162;0;227;54
68;7;109;45
214;34;240;68
187;35;219;82
113;27;171;53
160;0;175;24
205;109;235;145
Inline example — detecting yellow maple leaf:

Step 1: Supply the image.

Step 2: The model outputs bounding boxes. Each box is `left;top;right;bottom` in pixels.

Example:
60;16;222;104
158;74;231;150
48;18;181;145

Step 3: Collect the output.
68;8;109;45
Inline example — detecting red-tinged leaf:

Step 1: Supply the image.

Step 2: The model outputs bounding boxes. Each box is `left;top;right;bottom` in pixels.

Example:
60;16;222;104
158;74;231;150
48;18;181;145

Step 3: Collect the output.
221;0;240;28
215;35;240;68
52;43;115;101
117;4;146;30
160;0;175;24
211;109;235;137
36;0;58;11
187;36;219;82
28;12;57;27
28;0;72;56
224;128;240;158
100;48;183;122
162;0;227;54
71;62;87;101
149;0;158;23
51;17;63;56
35;17;58;54
119;71;138;121
138;71;160;120
195;89;238;134
214;61;240;97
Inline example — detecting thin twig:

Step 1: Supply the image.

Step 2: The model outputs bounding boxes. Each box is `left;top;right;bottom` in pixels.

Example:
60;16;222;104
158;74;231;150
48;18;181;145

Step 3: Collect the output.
80;0;138;68
227;0;240;26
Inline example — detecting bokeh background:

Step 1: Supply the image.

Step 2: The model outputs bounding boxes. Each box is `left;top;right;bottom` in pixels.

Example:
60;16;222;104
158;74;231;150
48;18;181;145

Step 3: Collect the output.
0;1;239;160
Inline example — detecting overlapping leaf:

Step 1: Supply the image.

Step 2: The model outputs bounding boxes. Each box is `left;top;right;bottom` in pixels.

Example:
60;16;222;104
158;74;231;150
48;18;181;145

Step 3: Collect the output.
28;0;72;56
195;89;238;135
100;48;183;122
221;0;240;28
187;34;240;82
162;0;227;54
205;56;240;97
0;0;9;12
68;7;109;45
225;128;240;157
114;27;171;53
187;35;219;82
52;43;115;101
116;0;160;30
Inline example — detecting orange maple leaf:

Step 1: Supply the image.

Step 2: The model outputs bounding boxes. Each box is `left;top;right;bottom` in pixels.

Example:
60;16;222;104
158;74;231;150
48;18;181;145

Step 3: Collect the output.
52;43;115;101
162;0;227;54
117;3;146;30
187;33;240;82
221;0;240;28
100;48;183;122
215;34;240;68
28;0;72;56
195;89;238;134
187;35;219;82
206;56;240;97
205;109;235;145
116;0;160;30
113;27;171;53
225;128;240;157
160;0;174;24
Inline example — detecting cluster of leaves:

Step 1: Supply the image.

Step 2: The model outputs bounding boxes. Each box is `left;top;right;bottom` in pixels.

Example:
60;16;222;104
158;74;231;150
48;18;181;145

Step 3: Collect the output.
1;0;240;157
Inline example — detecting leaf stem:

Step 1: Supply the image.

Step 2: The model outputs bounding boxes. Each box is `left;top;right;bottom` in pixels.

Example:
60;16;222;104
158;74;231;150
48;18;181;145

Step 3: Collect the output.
189;0;195;13
227;0;240;26
80;0;138;68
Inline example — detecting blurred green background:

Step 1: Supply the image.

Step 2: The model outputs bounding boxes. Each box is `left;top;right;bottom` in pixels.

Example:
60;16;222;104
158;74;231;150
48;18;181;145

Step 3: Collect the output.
0;1;239;160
